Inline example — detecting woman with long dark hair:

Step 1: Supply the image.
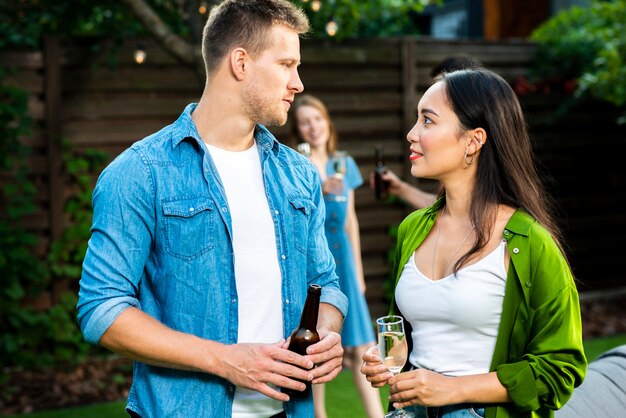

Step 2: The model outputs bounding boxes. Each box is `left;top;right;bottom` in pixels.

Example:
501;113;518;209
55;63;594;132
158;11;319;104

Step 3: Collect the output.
361;68;587;418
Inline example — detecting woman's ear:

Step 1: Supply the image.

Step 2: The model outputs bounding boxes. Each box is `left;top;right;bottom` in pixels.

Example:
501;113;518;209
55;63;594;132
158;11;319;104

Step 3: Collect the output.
230;48;248;81
467;128;486;153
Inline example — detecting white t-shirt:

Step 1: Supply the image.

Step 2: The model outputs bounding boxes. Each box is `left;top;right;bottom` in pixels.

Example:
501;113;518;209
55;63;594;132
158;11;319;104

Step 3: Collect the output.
205;142;283;417
395;240;507;376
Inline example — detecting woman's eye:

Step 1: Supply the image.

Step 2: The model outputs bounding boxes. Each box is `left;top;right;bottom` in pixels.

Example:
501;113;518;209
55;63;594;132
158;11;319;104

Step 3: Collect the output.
423;116;432;124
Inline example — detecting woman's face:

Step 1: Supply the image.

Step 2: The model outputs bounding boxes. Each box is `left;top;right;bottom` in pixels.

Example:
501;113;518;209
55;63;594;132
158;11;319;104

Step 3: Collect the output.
295;105;330;150
406;81;467;180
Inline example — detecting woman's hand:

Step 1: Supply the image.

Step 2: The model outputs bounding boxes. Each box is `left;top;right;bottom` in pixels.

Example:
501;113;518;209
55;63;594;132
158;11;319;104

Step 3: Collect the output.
322;176;344;195
388;368;459;408
360;345;393;388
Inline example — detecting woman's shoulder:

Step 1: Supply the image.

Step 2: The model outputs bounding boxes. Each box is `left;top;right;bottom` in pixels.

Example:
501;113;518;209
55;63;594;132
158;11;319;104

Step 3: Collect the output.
507;209;571;281
507;209;555;246
398;206;436;236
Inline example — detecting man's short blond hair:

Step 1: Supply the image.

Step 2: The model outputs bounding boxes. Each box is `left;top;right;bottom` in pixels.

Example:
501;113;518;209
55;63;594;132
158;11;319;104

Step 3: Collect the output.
202;0;309;76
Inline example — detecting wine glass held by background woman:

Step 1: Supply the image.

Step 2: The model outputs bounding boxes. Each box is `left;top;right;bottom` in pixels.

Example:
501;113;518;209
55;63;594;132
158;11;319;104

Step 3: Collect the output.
360;68;587;418
293;95;385;418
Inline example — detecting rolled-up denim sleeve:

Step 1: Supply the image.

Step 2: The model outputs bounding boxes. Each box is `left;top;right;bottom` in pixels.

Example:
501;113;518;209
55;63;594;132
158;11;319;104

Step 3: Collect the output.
306;170;348;317
77;148;155;344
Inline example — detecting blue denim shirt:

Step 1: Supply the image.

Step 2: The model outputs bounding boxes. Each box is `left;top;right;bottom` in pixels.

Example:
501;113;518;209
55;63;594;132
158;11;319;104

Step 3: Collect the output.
77;103;348;418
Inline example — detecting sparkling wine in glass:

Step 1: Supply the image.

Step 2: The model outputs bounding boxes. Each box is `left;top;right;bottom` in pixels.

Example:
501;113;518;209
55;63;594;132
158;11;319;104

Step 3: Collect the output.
377;315;414;418
327;150;347;202
297;142;311;158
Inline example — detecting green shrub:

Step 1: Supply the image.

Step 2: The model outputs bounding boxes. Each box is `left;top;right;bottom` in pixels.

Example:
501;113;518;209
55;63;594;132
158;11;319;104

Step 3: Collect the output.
0;70;107;370
530;0;626;122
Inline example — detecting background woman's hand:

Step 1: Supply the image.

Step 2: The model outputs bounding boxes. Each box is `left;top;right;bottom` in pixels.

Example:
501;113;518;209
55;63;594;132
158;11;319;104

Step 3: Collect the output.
360;345;393;388
322;176;344;195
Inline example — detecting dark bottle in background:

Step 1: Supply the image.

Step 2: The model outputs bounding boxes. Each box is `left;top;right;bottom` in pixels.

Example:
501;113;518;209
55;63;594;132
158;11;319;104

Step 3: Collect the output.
374;146;389;201
283;284;321;399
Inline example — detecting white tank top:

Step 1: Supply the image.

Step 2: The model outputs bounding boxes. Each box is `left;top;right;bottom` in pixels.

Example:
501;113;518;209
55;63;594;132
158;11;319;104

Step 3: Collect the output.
395;240;507;376
205;142;283;417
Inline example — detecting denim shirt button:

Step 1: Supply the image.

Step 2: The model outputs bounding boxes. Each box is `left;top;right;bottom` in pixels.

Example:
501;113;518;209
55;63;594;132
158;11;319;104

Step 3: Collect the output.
281;254;286;260
231;299;236;303
221;207;227;213
189;207;195;212
274;210;280;215
285;299;290;304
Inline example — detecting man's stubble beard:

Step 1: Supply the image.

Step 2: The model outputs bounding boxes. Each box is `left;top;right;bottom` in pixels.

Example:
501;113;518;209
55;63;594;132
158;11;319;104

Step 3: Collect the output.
243;86;288;127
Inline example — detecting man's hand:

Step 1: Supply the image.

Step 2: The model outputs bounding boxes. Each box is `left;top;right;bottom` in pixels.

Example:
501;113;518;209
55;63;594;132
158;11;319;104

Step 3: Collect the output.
215;340;315;402
304;330;344;384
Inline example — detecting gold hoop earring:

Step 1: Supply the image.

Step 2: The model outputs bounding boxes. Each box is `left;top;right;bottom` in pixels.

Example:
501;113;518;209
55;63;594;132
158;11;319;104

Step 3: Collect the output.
464;150;475;165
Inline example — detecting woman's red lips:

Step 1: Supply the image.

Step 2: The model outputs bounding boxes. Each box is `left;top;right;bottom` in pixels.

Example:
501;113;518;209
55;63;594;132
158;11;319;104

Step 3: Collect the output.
409;150;422;161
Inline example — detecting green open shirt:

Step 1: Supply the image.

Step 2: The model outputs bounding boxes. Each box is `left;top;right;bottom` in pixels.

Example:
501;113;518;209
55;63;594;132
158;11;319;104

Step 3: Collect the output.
390;202;587;418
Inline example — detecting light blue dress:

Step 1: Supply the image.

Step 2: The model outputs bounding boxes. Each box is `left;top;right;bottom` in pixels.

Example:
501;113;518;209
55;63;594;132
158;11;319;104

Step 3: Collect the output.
324;154;376;347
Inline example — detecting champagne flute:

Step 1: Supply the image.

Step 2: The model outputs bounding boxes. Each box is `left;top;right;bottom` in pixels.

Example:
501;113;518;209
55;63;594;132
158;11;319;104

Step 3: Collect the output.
297;142;311;157
377;315;414;418
327;150;347;202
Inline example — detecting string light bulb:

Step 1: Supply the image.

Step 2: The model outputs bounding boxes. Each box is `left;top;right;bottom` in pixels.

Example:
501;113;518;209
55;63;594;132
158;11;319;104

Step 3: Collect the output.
325;19;338;36
134;43;147;64
198;1;208;15
311;0;321;12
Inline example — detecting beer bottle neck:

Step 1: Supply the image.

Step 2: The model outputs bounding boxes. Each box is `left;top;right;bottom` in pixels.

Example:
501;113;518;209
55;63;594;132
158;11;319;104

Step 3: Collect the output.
299;291;320;329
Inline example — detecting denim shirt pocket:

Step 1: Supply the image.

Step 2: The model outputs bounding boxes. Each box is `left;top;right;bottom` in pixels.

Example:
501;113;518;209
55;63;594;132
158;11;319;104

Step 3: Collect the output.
162;196;215;260
288;195;315;255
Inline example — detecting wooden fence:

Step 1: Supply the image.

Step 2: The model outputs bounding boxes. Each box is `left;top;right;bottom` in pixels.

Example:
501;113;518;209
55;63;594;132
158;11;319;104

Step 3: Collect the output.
2;36;625;318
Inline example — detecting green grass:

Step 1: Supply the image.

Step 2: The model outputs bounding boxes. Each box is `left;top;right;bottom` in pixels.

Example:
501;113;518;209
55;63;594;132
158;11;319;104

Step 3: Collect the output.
5;334;626;418
581;333;626;362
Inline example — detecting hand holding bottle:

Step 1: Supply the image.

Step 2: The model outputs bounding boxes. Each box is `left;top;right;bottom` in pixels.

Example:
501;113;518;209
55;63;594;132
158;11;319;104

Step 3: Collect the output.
373;146;390;200
301;329;343;385
214;340;315;402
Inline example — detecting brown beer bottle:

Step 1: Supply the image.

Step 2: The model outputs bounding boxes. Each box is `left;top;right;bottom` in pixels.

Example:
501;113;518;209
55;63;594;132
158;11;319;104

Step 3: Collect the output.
374;146;389;201
283;284;321;399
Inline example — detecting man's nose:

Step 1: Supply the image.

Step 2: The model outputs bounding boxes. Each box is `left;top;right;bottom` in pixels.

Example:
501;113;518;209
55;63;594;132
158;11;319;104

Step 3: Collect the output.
291;70;304;93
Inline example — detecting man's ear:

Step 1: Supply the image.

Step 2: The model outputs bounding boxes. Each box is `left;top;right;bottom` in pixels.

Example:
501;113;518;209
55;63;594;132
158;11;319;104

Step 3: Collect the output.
230;48;248;81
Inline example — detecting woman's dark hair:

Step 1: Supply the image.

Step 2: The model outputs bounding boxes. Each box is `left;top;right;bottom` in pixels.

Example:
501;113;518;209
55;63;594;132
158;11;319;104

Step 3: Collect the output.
440;68;567;271
430;56;482;78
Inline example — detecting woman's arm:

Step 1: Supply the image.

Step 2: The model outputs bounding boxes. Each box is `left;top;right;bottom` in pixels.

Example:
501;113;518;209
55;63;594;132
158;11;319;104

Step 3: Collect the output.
380;170;436;209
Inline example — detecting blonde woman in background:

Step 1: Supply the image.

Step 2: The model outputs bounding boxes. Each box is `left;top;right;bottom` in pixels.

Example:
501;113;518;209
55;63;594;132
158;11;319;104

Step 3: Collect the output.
292;95;384;418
